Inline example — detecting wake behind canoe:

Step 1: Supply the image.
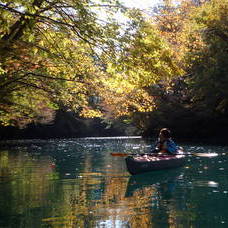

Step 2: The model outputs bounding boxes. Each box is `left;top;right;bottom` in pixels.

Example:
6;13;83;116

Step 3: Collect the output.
125;154;186;175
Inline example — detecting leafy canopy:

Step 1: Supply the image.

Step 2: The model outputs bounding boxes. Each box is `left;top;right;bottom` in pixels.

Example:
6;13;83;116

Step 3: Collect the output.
0;0;125;126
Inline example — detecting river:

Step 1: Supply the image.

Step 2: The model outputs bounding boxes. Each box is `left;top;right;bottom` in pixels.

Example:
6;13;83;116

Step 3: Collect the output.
0;137;227;227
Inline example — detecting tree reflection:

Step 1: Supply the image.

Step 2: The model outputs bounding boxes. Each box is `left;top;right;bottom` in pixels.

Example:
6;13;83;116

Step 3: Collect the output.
42;163;185;228
0;148;58;227
0;142;186;227
2;139;226;227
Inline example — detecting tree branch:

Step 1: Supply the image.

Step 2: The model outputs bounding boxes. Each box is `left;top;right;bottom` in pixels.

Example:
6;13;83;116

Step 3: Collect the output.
25;72;82;82
17;80;54;94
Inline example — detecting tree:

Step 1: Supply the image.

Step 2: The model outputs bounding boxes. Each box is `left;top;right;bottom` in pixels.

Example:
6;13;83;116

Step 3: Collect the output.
0;0;124;127
184;0;228;115
143;0;228;138
95;16;184;129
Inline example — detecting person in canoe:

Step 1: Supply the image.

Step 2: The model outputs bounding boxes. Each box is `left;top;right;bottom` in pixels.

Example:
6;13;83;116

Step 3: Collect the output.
152;128;179;154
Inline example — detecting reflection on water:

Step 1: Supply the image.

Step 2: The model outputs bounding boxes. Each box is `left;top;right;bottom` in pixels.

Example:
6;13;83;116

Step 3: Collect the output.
0;138;228;227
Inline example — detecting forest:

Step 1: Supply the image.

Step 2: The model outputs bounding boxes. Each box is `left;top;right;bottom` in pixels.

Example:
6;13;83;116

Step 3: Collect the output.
0;0;228;142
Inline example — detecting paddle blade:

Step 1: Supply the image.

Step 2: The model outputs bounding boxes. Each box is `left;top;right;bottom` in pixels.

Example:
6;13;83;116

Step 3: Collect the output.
110;153;129;157
193;153;218;157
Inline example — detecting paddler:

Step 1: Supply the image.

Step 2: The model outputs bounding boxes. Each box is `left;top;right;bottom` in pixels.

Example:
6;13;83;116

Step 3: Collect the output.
152;128;178;154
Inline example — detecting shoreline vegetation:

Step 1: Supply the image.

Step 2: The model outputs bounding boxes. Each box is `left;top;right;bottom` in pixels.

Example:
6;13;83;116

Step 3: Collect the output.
1;0;228;143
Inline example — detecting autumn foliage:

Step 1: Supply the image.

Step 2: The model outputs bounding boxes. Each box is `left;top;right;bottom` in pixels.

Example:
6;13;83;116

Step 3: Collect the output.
0;0;228;138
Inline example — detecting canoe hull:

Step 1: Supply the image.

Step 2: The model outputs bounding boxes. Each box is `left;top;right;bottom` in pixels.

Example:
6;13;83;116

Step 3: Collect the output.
125;154;186;175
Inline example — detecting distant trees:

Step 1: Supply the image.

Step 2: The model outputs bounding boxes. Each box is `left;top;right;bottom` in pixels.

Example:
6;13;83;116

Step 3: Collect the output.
143;0;228;137
101;0;228;137
185;0;228;115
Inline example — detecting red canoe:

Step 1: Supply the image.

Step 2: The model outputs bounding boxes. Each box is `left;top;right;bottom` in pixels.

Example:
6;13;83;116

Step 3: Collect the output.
125;154;186;175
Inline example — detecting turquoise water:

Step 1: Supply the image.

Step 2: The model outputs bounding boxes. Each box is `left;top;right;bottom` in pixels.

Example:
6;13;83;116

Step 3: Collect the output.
0;137;228;228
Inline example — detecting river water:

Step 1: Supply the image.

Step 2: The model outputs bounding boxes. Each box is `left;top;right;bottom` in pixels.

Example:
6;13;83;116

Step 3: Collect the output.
0;137;228;228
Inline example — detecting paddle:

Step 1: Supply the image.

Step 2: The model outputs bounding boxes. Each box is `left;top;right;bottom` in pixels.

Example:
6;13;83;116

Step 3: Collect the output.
110;152;218;158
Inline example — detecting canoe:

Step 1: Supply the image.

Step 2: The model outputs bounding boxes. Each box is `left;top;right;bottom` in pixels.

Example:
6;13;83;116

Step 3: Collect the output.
125;154;186;175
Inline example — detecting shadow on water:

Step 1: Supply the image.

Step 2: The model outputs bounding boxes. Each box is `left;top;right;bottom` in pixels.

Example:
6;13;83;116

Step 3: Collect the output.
125;168;184;198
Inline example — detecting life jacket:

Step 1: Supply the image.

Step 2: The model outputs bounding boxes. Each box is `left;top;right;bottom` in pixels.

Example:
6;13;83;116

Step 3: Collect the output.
166;139;178;154
155;138;177;154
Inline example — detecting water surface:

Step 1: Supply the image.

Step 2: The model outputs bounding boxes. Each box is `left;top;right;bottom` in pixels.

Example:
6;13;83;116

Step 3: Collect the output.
0;137;228;227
